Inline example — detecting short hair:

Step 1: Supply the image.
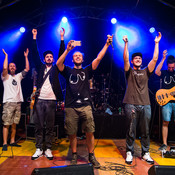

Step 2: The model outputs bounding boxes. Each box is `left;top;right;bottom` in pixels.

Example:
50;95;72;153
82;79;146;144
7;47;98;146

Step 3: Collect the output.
72;51;84;58
131;52;142;60
43;50;53;58
166;55;175;65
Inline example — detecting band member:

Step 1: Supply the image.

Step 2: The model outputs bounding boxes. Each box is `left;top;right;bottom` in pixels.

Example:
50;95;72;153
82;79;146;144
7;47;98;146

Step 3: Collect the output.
122;32;162;164
56;35;113;168
31;28;65;160
1;48;29;151
155;50;175;151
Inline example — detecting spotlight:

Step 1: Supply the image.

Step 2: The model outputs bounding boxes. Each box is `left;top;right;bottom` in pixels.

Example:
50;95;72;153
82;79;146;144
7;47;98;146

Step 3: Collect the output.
111;18;117;24
20;27;25;33
149;27;155;33
62;17;68;23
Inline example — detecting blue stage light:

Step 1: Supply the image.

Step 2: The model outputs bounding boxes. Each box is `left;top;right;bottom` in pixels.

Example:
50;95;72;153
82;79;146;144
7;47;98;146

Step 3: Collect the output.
115;25;139;48
62;17;68;23
20;27;25;33
111;18;117;24
149;27;155;33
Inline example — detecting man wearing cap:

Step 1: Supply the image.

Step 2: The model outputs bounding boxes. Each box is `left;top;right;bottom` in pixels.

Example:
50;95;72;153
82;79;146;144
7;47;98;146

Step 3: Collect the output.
122;32;162;165
31;28;65;160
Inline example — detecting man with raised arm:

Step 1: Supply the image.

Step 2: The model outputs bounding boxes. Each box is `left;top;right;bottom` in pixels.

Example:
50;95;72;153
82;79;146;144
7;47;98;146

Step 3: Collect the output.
1;48;29;151
56;35;113;168
122;32;162;164
155;50;175;151
31;28;65;160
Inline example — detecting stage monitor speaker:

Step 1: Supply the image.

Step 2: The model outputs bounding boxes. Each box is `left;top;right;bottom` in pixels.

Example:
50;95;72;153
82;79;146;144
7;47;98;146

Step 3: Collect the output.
31;163;94;175
148;165;175;175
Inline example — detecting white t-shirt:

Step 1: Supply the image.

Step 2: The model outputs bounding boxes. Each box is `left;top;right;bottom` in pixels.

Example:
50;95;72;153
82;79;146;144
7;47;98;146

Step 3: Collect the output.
1;73;24;103
39;67;56;100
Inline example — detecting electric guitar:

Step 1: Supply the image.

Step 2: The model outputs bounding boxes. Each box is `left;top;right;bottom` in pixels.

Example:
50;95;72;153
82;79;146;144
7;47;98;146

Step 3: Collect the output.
156;86;175;106
30;69;38;109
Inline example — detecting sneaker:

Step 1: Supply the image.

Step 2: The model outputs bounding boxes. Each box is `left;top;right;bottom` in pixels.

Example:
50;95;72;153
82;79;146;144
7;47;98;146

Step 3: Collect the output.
10;142;21;147
125;151;133;164
70;153;77;165
2;144;7;151
142;152;154;164
89;153;101;169
158;144;167;151
45;149;53;160
31;148;43;160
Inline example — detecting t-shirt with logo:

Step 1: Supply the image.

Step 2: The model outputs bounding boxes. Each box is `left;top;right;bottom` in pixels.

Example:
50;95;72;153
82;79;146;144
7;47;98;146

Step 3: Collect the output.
1;72;24;103
160;70;175;89
123;67;152;105
61;65;93;108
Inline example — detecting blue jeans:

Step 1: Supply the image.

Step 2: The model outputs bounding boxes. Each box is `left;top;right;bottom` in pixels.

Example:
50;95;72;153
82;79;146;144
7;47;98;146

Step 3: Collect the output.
162;102;175;122
34;99;56;149
125;104;151;155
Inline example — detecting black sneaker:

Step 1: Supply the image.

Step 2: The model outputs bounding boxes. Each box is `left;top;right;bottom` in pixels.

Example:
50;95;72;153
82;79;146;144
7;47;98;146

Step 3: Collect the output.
158;144;167;151
2;144;7;151
70;153;77;165
89;153;101;169
10;143;21;147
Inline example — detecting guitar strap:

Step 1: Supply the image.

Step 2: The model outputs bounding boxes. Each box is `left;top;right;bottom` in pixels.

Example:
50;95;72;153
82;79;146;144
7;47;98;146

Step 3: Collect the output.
40;66;53;89
35;66;53;99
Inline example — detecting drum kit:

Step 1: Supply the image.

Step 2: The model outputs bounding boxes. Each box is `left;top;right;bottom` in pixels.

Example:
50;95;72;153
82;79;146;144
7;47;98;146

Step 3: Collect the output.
89;74;122;113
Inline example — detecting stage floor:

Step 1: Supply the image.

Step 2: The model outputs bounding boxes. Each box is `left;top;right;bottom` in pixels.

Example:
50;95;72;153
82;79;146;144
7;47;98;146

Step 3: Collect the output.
0;138;175;175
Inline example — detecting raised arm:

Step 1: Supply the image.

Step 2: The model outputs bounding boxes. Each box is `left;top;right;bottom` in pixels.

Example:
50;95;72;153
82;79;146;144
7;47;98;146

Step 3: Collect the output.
24;48;30;72
56;40;75;71
123;35;130;71
148;32;162;73
92;35;113;70
32;29;41;70
58;27;66;58
2;49;8;77
155;50;167;76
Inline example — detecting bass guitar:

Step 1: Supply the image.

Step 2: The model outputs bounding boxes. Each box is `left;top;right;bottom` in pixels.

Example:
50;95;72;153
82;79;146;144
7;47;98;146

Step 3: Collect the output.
156;86;175;106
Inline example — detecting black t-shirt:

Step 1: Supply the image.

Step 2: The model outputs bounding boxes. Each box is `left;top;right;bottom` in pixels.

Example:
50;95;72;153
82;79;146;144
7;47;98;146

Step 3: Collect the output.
61;65;93;107
123;67;152;105
160;70;175;89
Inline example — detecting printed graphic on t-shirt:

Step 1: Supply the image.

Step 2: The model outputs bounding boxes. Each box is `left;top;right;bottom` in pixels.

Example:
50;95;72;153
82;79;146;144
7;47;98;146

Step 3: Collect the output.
12;79;17;86
133;71;144;76
69;72;85;84
164;75;175;85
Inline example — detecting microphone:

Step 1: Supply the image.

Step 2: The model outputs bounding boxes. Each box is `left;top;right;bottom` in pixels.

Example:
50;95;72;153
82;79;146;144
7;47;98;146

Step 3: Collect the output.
107;35;113;48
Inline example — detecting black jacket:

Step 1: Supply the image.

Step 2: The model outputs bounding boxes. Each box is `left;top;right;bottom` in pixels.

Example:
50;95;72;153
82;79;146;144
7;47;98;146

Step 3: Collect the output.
32;39;65;101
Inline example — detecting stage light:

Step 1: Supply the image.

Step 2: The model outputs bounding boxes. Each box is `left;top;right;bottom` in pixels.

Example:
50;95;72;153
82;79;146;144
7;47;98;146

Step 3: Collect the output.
149;27;155;33
20;27;25;33
115;25;139;48
111;18;117;24
62;17;68;23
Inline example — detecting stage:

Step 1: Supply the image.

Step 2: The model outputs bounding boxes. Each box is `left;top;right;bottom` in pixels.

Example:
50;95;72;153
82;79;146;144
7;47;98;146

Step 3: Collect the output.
0;138;175;175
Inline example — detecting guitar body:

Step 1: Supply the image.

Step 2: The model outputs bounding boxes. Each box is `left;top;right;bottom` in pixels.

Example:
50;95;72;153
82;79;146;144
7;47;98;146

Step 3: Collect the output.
30;86;37;109
156;86;175;106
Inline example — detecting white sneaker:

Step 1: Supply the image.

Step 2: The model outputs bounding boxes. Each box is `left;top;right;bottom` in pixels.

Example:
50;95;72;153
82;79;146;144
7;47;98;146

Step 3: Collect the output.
125;151;133;164
45;149;53;160
32;148;43;160
142;152;154;164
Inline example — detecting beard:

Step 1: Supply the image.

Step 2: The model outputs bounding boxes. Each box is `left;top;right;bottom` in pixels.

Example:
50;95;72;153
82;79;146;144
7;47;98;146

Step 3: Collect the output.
74;62;82;67
9;69;15;75
45;62;53;67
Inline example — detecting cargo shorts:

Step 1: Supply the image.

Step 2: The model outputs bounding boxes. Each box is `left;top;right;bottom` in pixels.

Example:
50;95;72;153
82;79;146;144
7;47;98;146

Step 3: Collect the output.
2;102;21;125
64;105;95;135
